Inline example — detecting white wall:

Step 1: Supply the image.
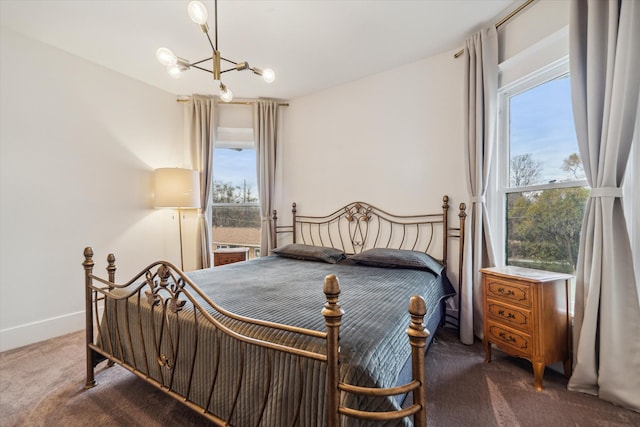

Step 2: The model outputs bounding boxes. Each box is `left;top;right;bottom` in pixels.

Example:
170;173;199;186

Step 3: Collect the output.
0;28;184;351
279;49;468;291
281;50;466;211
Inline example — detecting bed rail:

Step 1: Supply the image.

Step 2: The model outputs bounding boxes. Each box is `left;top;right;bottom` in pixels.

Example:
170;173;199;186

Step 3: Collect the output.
84;248;429;426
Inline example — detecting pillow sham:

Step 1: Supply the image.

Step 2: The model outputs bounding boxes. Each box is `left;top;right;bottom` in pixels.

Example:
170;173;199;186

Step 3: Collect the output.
349;248;445;275
272;243;346;264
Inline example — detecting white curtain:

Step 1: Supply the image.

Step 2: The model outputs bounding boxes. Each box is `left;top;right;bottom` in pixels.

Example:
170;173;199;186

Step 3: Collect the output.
186;95;216;269
460;26;498;345
568;0;640;412
254;99;278;255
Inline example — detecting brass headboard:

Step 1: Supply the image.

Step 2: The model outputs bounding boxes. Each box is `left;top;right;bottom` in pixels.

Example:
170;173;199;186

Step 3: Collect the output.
273;195;466;270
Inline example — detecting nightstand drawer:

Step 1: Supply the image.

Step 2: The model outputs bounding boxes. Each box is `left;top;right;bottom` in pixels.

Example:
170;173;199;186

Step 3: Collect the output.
486;279;531;308
486;301;532;333
487;322;532;356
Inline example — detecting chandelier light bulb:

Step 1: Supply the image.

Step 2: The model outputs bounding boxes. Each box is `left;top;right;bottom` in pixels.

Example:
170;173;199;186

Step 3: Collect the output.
262;68;275;83
219;84;233;102
188;1;208;26
156;48;177;66
167;64;185;79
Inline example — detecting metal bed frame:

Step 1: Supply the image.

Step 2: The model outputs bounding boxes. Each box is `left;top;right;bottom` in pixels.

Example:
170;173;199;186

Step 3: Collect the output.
84;195;466;426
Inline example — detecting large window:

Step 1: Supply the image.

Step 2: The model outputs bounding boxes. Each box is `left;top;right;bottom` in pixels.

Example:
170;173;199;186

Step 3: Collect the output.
211;128;261;258
497;60;588;275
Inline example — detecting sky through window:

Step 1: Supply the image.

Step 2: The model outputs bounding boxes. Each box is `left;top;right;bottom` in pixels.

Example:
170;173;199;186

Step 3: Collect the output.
509;75;580;184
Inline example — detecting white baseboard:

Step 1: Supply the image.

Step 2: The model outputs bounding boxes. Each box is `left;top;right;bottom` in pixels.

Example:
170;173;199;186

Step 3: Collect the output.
0;311;85;352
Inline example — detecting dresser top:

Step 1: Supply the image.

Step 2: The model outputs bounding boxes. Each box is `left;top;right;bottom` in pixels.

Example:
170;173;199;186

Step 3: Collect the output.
214;247;249;253
481;266;573;282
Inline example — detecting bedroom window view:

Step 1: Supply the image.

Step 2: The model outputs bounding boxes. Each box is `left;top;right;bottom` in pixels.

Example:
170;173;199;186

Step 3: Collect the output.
211;146;261;259
501;72;588;276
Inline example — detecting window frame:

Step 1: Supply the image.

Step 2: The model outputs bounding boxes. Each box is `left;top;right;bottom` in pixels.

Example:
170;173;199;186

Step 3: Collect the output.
493;57;588;267
211;127;260;209
211;127;261;256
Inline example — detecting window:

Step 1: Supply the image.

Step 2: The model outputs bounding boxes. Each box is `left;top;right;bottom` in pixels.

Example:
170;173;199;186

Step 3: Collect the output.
496;59;588;276
211;128;261;258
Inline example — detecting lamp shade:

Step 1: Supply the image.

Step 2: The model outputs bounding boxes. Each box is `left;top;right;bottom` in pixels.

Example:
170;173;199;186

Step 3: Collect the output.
154;168;201;208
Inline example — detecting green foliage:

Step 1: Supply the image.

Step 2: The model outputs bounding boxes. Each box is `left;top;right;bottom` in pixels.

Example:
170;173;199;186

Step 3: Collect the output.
212;180;258;203
212;180;260;228
212;205;260;228
507;187;588;273
507;152;588;274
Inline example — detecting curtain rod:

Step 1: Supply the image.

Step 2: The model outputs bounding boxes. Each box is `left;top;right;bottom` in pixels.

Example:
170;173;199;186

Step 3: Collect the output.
453;0;535;58
176;98;289;107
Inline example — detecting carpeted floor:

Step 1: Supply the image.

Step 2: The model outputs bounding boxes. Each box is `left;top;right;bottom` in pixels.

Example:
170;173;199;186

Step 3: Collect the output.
1;327;638;426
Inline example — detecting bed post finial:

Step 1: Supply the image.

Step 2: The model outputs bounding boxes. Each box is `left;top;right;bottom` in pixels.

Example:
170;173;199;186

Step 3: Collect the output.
83;247;96;389
107;253;116;287
459;202;467;219
83;247;94;266
322;274;343;427
407;295;429;427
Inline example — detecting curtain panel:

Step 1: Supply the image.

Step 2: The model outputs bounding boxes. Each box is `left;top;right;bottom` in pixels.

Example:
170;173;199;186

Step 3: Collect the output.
568;0;640;412
186;95;216;269
254;99;278;255
460;26;498;345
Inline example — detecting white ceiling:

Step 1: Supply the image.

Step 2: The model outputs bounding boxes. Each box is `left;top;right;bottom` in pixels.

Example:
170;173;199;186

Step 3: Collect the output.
0;0;522;101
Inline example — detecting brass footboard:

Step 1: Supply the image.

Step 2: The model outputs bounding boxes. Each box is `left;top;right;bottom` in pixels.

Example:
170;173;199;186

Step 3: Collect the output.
83;248;429;426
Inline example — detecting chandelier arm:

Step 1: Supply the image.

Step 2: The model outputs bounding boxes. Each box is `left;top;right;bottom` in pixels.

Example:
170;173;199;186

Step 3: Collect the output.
191;64;214;74
204;31;217;53
220;56;238;65
190;57;214;67
220;68;241;74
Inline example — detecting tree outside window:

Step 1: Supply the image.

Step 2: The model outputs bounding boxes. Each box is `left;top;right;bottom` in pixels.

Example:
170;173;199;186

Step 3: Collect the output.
498;64;588;276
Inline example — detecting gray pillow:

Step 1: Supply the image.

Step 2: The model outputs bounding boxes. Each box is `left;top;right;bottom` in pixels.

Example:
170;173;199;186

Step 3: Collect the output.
349;248;444;275
272;243;346;264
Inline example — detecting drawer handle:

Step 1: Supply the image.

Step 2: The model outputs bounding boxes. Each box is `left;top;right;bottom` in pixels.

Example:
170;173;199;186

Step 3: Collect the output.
497;287;515;296
498;309;516;319
499;332;516;343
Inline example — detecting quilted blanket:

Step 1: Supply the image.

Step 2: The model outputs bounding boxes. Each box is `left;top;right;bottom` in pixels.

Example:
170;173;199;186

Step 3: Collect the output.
100;256;454;426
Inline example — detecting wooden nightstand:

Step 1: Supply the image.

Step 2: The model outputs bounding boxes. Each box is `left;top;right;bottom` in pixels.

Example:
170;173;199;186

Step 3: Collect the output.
213;247;249;266
481;266;572;391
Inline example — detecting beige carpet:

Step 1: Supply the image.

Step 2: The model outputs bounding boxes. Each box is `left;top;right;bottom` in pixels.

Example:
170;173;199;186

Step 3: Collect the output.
1;327;638;426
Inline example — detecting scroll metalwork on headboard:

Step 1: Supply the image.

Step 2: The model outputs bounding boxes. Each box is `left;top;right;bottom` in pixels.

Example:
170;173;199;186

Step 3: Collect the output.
345;203;373;250
273;195;466;269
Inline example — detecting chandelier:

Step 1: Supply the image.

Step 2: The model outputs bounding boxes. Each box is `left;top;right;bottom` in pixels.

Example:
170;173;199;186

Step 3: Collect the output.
156;0;275;102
